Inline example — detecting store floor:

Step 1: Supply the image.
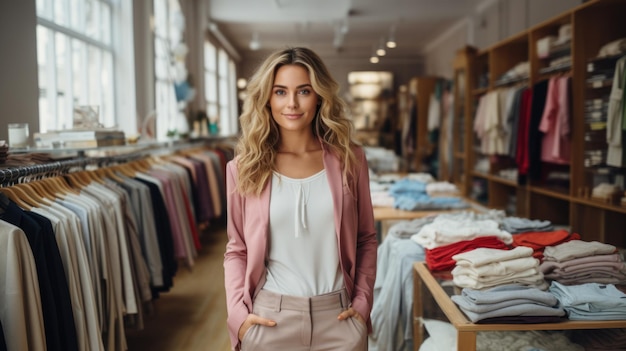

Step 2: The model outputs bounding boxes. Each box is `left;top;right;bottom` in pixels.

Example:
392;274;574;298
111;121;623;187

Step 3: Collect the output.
126;219;231;351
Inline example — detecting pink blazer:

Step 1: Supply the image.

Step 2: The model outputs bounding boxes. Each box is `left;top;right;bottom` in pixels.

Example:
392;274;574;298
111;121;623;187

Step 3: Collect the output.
224;144;378;350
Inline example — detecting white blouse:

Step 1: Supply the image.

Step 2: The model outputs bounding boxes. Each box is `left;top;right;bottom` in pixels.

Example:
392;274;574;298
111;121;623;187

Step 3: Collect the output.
264;169;344;297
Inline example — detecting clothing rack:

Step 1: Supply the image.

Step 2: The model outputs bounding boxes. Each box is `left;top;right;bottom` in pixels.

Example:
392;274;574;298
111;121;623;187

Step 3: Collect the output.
0;138;232;186
0;152;148;186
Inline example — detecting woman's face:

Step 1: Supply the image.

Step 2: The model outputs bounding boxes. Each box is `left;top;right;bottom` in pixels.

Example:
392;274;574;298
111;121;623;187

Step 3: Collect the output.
269;64;320;134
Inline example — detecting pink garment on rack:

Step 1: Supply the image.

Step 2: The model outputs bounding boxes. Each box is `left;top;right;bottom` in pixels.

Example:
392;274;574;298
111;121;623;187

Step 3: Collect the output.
539;76;571;164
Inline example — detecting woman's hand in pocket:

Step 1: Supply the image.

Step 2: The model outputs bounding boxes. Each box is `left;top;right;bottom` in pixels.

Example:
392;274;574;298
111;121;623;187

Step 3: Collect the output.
238;314;277;341
337;307;365;325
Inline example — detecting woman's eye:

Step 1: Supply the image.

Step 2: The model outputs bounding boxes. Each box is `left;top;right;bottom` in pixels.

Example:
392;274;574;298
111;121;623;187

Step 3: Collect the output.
299;89;311;95
274;89;286;95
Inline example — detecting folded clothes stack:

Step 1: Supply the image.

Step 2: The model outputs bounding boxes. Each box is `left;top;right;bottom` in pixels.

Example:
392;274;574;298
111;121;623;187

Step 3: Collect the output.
451;284;565;323
540;240;626;285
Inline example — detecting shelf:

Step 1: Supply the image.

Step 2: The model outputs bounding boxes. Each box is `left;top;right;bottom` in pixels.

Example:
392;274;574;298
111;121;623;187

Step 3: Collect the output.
489;175;518;187
453;152;466;159
471;87;488;96
470;171;489;180
450;0;626;247
571;196;626;214
493;77;529;88
4;136;235;159
528;185;571;201
538;65;572;80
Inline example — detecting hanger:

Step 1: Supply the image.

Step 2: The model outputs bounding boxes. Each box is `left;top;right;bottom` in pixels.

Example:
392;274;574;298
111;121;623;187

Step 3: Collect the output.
13;182;51;206
25;179;56;200
0;183;48;210
113;163;136;178
53;176;80;195
0;192;9;215
65;171;90;189
38;172;80;198
0;187;31;210
32;175;60;198
97;166;125;183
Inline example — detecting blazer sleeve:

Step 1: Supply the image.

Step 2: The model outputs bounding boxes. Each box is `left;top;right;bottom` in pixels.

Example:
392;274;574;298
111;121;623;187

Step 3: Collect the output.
350;147;378;328
223;160;249;350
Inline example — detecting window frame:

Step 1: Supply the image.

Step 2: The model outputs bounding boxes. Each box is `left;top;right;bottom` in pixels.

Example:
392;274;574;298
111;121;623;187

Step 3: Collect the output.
35;0;135;135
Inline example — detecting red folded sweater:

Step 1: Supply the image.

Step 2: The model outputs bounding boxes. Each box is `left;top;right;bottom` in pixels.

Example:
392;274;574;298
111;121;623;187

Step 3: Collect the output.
425;236;509;272
511;229;581;260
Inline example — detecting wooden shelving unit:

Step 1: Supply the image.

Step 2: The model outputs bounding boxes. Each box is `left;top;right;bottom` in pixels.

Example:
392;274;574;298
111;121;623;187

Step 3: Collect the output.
449;46;476;192
450;0;626;247
406;76;440;173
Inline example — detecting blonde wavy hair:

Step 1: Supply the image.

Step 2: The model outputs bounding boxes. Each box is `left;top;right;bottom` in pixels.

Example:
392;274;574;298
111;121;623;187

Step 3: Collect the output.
235;47;357;196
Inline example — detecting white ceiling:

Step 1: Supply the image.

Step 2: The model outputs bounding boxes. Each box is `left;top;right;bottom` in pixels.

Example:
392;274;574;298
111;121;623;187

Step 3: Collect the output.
208;0;484;63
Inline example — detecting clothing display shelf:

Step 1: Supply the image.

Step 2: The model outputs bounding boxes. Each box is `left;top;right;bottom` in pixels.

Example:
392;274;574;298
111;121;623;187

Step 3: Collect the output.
451;46;477;196
450;0;626;248
412;262;626;351
396;76;442;173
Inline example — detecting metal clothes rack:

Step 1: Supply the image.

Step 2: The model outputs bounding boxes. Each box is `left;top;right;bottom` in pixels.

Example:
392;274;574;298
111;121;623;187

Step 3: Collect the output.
0;159;84;185
0;138;222;186
0;153;148;186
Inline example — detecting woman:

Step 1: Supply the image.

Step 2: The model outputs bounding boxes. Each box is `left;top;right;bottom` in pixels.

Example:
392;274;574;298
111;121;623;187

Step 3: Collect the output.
224;47;377;351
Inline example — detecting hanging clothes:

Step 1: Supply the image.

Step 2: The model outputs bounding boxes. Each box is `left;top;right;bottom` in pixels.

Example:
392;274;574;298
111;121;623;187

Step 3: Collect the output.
607;55;626;167
0;207;47;351
539;76;572;165
0;142;233;351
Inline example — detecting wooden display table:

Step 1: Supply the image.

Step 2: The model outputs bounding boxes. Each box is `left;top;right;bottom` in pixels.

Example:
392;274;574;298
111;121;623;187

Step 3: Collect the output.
373;202;485;242
373;206;453;221
412;262;626;351
373;207;463;242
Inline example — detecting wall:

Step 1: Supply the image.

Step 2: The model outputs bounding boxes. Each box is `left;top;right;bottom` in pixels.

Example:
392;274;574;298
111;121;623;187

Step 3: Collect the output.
422;0;582;78
422;19;474;80
0;0;39;144
238;52;425;99
0;0;582;144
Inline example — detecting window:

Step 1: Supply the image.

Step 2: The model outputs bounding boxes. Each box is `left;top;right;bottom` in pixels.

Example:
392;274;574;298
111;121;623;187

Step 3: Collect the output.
205;45;238;136
36;0;132;133
204;41;218;132
217;49;230;134
228;59;238;135
153;0;189;140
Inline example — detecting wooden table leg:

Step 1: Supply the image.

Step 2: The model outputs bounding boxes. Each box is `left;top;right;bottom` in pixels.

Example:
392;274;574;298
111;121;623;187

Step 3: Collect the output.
457;331;476;351
413;267;424;351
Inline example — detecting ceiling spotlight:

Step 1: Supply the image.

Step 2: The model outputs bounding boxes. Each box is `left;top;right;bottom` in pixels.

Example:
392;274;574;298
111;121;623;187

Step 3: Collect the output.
370;56;379;64
376;39;386;56
249;32;261;51
237;78;247;89
386;24;397;48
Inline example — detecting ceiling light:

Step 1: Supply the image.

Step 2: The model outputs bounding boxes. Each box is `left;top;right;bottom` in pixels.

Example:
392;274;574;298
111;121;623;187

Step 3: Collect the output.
386;24;397;48
249;32;261;51
237;78;247;89
370;44;380;63
376;40;386;56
